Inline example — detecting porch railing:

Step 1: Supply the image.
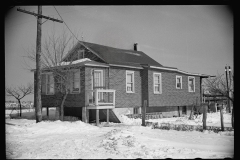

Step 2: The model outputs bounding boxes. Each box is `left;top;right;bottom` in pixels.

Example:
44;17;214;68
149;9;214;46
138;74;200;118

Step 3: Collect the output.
85;89;116;109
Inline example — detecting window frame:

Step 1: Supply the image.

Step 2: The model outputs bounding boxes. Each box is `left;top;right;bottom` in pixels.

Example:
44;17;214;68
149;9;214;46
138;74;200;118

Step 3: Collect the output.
126;70;135;93
91;69;104;90
153;72;162;94
188;76;195;92
45;72;55;95
70;69;81;94
176;75;182;89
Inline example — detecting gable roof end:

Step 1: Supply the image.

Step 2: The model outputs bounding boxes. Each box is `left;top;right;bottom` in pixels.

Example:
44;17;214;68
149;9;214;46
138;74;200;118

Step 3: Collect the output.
62;41;163;67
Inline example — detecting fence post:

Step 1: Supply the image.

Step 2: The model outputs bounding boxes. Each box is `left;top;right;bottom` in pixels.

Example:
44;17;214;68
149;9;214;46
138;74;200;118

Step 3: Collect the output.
220;103;224;131
106;109;109;125
142;100;147;126
202;103;207;130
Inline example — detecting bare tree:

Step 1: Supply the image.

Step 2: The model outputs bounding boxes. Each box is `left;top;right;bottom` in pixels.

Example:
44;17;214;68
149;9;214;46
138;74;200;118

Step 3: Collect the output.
25;29;83;121
204;73;234;103
203;72;234;128
6;83;33;117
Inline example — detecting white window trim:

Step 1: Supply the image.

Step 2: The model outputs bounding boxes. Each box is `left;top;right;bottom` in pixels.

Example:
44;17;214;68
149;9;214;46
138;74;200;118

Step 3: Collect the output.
176;75;182;89
45;72;54;95
91;69;104;90
70;69;81;94
153;72;162;94
126;70;135;93
188;76;195;92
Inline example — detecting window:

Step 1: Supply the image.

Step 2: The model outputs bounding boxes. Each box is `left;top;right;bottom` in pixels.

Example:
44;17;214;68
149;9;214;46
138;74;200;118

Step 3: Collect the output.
71;70;80;93
41;74;46;94
46;73;54;95
126;71;134;93
188;76;195;92
57;70;80;94
176;76;182;89
153;73;162;94
41;73;54;95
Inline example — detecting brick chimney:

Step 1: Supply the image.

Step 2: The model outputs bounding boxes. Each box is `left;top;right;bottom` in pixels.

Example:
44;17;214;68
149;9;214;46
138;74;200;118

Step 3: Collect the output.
134;43;138;51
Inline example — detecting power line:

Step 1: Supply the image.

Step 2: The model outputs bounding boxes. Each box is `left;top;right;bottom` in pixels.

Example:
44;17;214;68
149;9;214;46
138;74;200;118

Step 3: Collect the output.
53;6;81;42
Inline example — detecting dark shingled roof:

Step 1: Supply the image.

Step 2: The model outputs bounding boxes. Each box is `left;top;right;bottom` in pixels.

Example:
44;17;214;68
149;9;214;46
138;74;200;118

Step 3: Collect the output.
67;41;163;67
60;41;212;78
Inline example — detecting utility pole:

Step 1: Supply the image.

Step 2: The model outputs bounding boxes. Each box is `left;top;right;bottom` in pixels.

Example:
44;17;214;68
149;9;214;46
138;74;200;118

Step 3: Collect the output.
228;66;234;128
17;6;63;123
228;66;232;111
225;65;230;113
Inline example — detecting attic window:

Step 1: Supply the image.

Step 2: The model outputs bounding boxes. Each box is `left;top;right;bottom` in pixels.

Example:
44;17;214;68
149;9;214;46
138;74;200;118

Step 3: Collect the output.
124;51;141;56
77;50;85;59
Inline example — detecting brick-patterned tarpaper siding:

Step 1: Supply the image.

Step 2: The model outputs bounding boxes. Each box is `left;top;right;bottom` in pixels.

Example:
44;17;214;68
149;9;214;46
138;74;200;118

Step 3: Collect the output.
109;67;142;108
148;68;201;107
40;65;202;118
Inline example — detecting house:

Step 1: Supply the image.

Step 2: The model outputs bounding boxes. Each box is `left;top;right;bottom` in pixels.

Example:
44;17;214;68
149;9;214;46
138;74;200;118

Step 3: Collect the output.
34;41;211;123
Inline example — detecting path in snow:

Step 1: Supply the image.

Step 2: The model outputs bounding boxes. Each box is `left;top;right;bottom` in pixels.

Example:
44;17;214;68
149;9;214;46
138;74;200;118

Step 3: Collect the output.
6;119;234;159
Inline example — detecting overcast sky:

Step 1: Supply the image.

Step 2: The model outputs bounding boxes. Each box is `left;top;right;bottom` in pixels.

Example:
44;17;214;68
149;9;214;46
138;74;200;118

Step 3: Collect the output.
5;5;233;101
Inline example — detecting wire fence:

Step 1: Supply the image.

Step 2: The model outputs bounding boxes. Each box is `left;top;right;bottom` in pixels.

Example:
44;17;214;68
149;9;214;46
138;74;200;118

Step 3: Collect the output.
5;102;34;110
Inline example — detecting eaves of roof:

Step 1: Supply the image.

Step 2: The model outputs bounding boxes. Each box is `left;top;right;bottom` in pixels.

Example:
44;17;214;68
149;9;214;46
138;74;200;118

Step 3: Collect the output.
149;65;214;78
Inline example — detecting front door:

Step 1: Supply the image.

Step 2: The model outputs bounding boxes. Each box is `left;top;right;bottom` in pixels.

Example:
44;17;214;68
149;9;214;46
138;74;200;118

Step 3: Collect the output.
92;70;104;102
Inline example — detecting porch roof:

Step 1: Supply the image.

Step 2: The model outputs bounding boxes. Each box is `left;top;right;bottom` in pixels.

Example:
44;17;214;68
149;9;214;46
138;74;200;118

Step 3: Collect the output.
149;65;214;78
30;59;109;72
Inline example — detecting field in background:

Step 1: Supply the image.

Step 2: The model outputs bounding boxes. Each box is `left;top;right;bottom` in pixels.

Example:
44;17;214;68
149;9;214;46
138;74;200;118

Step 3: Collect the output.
5;108;56;120
5;101;33;109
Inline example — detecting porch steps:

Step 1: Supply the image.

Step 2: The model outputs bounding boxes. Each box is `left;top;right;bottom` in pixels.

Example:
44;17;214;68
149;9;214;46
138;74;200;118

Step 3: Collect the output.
102;109;121;123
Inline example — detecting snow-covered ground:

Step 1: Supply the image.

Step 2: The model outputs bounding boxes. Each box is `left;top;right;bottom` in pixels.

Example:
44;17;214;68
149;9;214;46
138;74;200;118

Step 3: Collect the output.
6;109;234;159
121;112;233;128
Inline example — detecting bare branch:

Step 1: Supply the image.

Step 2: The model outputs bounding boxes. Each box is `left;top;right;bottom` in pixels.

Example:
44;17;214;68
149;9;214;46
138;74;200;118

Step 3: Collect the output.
6;83;33;101
203;73;234;103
